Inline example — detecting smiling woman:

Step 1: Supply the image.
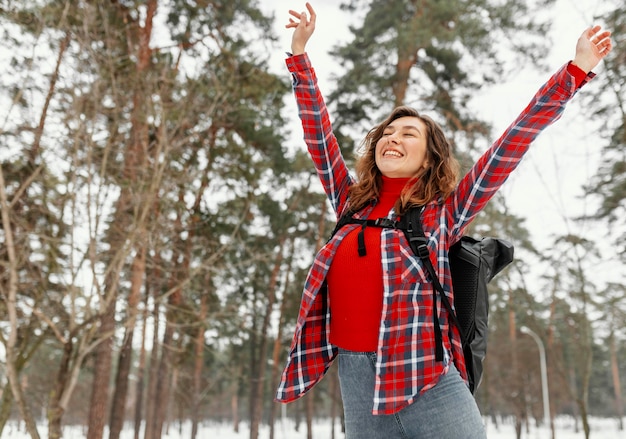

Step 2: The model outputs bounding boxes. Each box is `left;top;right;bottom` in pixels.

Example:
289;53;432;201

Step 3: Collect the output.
275;3;613;439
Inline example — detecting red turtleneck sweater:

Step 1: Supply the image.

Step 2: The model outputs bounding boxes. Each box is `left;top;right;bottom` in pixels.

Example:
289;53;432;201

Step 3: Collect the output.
327;176;410;351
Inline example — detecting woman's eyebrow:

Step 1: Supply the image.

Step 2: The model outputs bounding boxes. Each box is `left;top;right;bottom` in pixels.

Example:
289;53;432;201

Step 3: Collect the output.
386;125;421;134
385;124;421;131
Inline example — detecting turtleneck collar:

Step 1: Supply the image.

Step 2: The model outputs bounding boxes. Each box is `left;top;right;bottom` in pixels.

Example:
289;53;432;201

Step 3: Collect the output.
380;175;413;195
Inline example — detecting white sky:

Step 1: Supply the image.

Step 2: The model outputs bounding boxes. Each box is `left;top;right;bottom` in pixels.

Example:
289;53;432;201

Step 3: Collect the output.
262;0;622;288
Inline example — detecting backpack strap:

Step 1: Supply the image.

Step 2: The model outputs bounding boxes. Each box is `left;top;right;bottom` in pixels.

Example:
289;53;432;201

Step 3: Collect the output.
402;207;467;358
330;210;400;257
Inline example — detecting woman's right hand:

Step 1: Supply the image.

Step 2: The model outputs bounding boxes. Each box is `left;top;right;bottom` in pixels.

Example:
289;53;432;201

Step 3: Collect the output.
285;2;316;55
572;25;612;73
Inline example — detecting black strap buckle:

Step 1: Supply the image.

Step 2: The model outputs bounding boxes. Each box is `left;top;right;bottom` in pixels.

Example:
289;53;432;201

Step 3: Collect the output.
374;217;398;228
416;243;430;260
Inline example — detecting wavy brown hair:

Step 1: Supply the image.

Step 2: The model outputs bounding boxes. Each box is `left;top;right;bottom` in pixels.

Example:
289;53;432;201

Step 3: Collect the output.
348;106;460;215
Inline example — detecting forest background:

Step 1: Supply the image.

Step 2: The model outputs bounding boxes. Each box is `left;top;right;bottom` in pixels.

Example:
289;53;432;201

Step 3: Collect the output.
0;1;624;439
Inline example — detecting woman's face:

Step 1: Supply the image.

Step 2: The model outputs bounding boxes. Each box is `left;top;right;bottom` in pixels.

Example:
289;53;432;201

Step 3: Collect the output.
375;116;429;178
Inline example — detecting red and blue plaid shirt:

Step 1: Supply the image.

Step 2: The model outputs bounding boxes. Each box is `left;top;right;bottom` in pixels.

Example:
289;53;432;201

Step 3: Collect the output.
276;53;593;415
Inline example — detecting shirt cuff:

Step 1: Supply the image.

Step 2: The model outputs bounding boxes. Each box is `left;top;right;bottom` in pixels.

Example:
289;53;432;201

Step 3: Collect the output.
285;52;311;73
567;62;590;88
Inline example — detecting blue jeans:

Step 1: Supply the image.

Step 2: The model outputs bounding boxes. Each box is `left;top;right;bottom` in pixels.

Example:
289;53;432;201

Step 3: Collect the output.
337;349;486;439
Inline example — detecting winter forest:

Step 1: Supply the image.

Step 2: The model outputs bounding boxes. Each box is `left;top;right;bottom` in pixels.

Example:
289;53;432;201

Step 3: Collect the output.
0;0;625;439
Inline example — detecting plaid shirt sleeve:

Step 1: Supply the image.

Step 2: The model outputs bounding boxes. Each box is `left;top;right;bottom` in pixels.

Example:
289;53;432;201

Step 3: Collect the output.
450;62;595;240
285;53;354;218
275;53;352;404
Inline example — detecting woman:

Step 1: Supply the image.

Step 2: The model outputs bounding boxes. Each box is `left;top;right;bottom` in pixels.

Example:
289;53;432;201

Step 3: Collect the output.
276;3;612;438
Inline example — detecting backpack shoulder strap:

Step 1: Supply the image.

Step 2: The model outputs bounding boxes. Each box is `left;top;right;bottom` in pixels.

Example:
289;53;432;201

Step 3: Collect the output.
401;207;467;349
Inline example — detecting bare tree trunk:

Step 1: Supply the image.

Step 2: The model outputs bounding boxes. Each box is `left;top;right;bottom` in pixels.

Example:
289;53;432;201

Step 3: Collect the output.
574;250;594;439
109;245;147;439
268;242;294;439
152;321;175;439
191;293;209;439
269;328;284;439
249;238;287;439
294;401;301;432
577;395;591;439
248;288;260;436
508;296;522;439
576;337;593;439
569;367;580;433
148;268;183;439
144;294;162;439
87;300;116;439
305;392;314;439
166;367;180;435
609;331;624;430
149;195;189;439
232;389;240;433
134;289;150;439
47;339;73;439
547;285;557;439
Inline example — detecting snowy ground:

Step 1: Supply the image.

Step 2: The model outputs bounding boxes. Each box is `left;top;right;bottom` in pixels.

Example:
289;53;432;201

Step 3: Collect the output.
3;417;624;439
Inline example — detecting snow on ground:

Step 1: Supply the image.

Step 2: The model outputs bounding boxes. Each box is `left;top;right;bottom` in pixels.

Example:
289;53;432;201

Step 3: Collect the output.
3;417;624;439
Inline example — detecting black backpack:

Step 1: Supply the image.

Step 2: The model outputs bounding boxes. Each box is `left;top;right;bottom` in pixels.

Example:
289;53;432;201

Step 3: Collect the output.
330;206;514;393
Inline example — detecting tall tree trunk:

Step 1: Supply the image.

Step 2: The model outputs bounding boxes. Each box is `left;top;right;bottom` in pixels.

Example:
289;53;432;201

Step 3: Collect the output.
248;287;259;433
149;197;188;439
268;241;294;439
149;265;183;439
508;295;522;439
569;367;580;432
574;250;593;439
576;329;593;439
250;238;287;439
151;320;175;439
143;247;165;439
547;284;556;439
47;338;73;439
87;299;116;439
134;288;150;439
191;292;209;439
144;294;162;439
109;244;147;439
232;363;242;433
232;394;240;431
609;331;624;430
305;392;314;439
